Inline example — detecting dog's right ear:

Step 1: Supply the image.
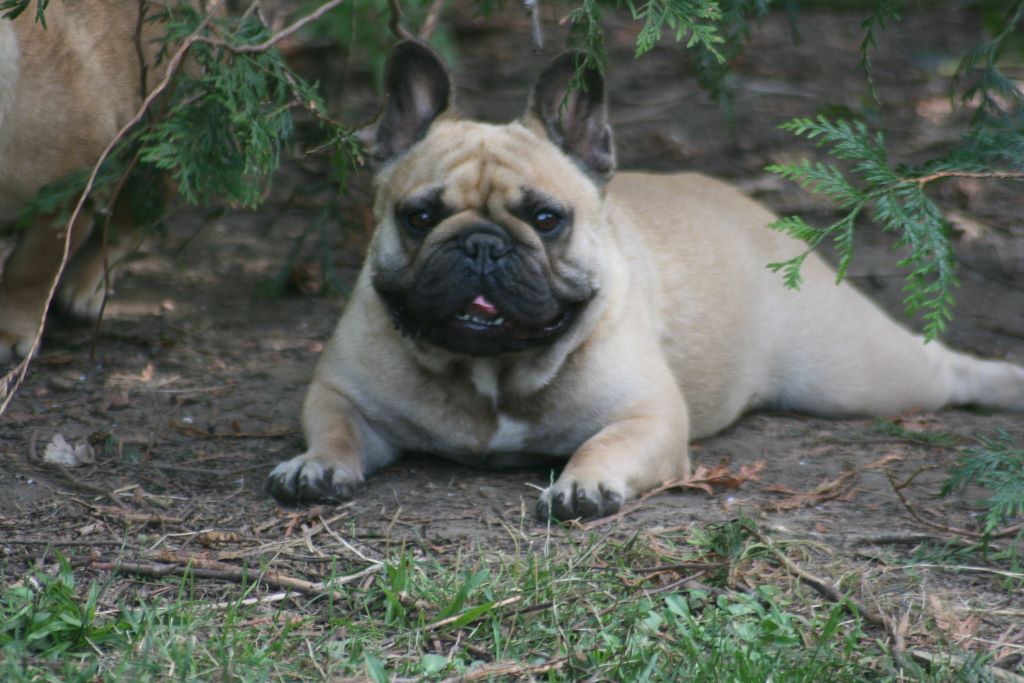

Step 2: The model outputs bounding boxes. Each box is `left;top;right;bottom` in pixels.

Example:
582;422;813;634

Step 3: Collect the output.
363;41;455;165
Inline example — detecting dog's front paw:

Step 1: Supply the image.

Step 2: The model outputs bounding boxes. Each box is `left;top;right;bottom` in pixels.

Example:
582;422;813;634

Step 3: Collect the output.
267;453;364;505
535;475;625;521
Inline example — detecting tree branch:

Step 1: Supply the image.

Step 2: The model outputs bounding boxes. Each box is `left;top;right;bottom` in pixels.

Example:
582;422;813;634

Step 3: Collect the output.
388;0;415;40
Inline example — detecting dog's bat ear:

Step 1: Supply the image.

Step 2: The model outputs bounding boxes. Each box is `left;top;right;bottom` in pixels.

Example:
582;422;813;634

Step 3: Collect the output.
365;40;455;165
525;50;616;183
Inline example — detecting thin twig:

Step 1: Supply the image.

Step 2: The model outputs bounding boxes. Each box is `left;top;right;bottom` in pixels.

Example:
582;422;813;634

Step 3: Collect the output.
43;463;130;510
92;557;382;600
751;530;892;635
209;590;291;610
523;0;544;51
387;0;415;40
191;0;348;54
417;0;445;39
424;595;522;631
905;170;1024;187
888;563;1024;580
884;468;1023;539
438;655;569;683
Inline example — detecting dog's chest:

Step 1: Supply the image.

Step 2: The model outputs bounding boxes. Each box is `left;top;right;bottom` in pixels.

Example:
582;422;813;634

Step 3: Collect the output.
378;360;593;463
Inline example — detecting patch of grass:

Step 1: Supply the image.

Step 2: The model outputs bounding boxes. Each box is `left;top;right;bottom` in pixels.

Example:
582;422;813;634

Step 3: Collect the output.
0;525;1000;681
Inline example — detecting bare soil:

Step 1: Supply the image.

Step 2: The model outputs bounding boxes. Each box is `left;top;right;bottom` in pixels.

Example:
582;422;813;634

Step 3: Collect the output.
2;3;1023;669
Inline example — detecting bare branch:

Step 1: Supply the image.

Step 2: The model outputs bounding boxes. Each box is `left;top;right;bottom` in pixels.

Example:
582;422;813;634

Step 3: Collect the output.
524;0;544;51
192;0;348;54
905;170;1024;188
417;0;445;40
388;0;415;41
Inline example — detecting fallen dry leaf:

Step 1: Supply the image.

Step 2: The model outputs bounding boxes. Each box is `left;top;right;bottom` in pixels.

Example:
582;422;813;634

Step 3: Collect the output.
762;469;858;511
664;461;765;496
42;433;95;467
928;594;980;644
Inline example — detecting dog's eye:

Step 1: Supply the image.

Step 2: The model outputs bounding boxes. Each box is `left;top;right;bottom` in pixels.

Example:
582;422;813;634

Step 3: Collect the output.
403;208;438;233
532;209;563;233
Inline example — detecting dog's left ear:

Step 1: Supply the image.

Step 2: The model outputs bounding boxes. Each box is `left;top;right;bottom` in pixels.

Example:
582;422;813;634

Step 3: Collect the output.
365;40;455;165
525;51;616;182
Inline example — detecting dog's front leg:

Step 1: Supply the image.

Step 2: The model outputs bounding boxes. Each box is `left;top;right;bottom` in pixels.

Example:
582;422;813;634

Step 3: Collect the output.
267;378;398;504
536;399;690;521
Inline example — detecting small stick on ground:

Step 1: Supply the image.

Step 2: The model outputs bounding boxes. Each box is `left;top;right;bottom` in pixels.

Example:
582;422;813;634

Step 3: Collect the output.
424;595;522;631
91;557;382;601
438;655;569;683
752;530;891;634
884;468;1023;539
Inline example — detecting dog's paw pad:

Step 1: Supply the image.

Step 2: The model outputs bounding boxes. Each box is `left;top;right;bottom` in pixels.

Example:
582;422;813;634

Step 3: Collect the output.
535;480;624;521
267;455;363;505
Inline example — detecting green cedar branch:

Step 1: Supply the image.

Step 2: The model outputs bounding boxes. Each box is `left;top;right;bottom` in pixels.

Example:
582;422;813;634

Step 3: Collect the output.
764;115;1024;342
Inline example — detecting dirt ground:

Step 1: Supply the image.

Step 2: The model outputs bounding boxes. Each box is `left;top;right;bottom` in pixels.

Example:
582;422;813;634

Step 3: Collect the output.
2;2;1023;671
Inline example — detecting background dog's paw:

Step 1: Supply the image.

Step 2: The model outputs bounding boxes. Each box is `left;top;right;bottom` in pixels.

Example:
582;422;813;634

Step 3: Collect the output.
58;284;106;320
0;292;44;364
58;261;107;319
0;330;34;365
267;454;364;504
535;477;625;521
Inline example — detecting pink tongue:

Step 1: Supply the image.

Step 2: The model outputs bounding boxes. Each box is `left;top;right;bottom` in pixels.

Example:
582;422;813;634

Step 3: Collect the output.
470;295;498;314
462;295;501;321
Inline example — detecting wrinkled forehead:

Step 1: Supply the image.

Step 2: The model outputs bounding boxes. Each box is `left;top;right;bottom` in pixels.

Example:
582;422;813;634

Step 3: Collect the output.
377;120;596;210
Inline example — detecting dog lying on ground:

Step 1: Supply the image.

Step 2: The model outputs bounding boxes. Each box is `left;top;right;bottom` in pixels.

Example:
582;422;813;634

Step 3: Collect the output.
267;40;1024;520
0;1;171;363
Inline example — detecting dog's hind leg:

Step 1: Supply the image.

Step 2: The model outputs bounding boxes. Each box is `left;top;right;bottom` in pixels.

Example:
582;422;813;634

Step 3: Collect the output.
765;257;1024;415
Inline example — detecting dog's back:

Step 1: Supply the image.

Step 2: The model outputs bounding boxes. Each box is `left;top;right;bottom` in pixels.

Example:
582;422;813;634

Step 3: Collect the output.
611;170;1024;437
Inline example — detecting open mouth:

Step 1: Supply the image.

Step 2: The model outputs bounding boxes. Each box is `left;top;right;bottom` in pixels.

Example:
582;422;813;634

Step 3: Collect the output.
449;295;573;341
382;290;587;356
453;295;506;327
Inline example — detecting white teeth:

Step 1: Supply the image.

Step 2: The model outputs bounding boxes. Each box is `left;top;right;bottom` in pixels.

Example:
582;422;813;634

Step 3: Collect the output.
454;313;505;326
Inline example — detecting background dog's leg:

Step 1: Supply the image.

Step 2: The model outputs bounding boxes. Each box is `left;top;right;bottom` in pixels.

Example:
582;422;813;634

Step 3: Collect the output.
267;378;398;504
536;398;690;520
0;212;93;362
769;256;1024;415
58;210;145;319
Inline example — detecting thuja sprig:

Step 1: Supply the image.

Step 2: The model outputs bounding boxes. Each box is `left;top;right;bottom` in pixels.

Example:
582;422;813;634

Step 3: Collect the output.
568;0;726;62
139;3;358;209
942;433;1024;539
769;113;1024;342
953;0;1024;120
858;0;905;102
766;116;963;341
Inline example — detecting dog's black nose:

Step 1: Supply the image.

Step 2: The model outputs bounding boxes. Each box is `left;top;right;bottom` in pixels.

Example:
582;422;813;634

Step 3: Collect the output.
458;225;512;273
